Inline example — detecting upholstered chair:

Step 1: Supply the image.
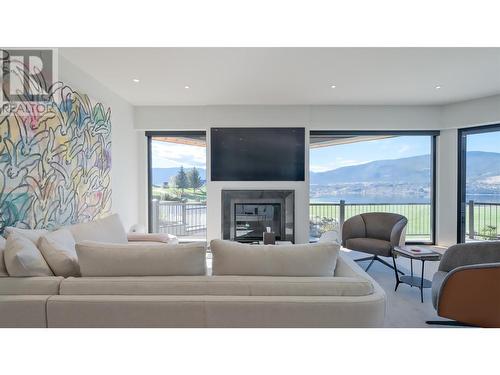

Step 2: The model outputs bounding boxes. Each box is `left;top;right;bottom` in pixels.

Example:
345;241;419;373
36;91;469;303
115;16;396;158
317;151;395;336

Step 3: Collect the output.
341;213;407;272
428;241;500;327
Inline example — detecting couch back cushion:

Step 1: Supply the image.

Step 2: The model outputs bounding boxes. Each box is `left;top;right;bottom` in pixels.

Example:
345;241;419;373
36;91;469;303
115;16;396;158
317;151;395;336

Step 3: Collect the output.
39;228;80;277
4;235;54;277
69;214;128;244
210;240;339;276
76;241;207;276
361;213;405;241
0;236;7;277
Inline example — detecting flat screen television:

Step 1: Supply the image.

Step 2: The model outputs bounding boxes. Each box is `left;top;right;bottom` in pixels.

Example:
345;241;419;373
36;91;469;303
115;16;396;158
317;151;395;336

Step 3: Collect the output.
210;127;305;181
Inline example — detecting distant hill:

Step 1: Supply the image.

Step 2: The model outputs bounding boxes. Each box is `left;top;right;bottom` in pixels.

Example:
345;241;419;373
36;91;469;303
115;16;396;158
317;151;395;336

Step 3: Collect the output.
310;151;500;185
152;167;206;186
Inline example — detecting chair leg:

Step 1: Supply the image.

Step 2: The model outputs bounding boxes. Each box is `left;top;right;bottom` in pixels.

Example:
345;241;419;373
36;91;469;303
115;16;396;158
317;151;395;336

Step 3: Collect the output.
354;256;376;263
365;258;376;272
426;320;477;327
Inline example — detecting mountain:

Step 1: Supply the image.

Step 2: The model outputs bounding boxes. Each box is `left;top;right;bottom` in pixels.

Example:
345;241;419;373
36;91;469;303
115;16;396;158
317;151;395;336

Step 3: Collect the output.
311;155;431;185
310;151;500;185
152;167;206;186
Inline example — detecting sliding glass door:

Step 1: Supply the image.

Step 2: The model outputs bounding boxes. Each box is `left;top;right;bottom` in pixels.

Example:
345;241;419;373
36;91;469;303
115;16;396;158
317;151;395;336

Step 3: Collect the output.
146;131;207;241
309;131;438;244
458;124;500;242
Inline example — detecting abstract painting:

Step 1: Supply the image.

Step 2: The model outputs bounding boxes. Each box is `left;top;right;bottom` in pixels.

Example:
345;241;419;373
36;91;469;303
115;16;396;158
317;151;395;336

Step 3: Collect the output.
0;82;112;233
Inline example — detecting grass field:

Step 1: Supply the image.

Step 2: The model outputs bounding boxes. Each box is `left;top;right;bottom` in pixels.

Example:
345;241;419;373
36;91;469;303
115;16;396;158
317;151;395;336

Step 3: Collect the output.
152;185;207;203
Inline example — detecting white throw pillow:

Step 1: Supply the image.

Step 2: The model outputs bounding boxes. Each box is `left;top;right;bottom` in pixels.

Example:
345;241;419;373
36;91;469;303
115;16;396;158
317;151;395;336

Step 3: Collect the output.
39;228;80;277
4;227;49;244
210;240;340;276
69;214;128;244
4;234;54;277
0;236;8;277
76;241;207;277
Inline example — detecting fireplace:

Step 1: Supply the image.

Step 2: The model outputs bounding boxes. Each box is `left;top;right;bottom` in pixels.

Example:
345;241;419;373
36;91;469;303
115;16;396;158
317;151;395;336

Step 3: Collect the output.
222;190;294;243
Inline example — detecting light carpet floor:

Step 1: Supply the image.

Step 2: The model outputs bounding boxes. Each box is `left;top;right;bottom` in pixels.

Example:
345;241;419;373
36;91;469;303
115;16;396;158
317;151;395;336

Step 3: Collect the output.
341;248;449;328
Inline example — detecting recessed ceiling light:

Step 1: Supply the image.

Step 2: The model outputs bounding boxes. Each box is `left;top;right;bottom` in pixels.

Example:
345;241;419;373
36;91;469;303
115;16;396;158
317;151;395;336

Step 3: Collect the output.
184;85;191;89
331;84;337;89
132;78;140;83
435;85;441;90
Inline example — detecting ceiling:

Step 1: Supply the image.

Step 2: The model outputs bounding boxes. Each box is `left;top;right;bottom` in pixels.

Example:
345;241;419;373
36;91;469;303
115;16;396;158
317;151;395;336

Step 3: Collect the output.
60;48;500;106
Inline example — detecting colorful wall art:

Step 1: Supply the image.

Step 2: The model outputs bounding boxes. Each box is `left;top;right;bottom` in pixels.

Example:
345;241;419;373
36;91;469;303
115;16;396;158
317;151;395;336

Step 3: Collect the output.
0;83;112;233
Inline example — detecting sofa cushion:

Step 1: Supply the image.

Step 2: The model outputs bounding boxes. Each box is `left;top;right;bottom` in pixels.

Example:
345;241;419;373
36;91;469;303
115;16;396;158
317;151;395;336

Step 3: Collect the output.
76;241;207;277
345;238;392;257
69;214;128;244
59;275;373;296
4;235;54;277
210;240;339;276
0;276;63;295
127;233;179;244
4;227;49;244
39;228;80;277
0;236;7;277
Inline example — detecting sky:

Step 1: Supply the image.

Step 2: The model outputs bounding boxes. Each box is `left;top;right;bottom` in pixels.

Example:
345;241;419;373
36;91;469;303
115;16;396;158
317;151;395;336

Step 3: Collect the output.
310;136;431;173
467;131;500;152
152;140;206;169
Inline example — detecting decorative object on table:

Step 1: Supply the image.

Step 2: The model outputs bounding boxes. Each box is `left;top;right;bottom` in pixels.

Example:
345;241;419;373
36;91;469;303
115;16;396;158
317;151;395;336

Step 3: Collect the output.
427;241;500;327
342;212;407;273
263;226;276;245
392;245;441;303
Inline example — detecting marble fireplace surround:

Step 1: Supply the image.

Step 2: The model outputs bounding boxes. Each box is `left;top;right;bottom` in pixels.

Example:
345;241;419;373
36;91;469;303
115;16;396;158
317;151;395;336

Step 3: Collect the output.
221;190;295;243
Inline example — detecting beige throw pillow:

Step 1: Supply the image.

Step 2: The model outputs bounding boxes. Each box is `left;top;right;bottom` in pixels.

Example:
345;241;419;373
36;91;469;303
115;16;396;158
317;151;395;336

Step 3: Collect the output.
76;241;207;277
39;228;80;277
69;214;128;244
210;240;340;276
4;227;49;244
4;235;54;277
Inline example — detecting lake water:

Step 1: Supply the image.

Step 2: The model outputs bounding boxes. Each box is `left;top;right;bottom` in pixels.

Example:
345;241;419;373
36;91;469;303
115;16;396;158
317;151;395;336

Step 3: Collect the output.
310;194;500;204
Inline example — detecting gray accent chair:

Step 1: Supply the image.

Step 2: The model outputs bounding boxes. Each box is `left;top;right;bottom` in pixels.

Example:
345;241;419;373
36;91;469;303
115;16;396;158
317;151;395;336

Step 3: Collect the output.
428;241;500;327
342;213;407;272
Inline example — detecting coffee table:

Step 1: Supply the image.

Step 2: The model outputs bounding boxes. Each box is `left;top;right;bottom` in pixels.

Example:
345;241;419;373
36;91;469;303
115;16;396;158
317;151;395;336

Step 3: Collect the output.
392;246;442;303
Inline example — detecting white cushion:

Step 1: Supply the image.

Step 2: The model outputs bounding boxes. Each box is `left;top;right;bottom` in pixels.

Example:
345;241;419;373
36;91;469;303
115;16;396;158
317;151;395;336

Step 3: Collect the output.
0;236;7;277
4;235;54;277
39;228;80;277
127;233;179;244
210;240;340;276
76;241;207;277
4;227;48;244
69;214;128;244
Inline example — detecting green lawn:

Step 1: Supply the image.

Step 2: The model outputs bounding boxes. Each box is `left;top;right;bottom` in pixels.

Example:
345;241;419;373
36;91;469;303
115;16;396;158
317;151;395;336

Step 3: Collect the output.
152;186;206;203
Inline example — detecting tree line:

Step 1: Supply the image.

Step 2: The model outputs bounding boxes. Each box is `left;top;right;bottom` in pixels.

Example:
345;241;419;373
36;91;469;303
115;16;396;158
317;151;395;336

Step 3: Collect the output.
170;166;204;194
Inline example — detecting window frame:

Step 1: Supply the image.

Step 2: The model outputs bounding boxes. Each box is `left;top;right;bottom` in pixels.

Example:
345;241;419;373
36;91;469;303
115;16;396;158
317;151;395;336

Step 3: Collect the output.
457;123;500;243
309;130;439;245
145;130;207;234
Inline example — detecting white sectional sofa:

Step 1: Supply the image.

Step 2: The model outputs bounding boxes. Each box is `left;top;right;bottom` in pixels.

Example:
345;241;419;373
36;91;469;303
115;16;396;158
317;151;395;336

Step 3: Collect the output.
0;216;386;328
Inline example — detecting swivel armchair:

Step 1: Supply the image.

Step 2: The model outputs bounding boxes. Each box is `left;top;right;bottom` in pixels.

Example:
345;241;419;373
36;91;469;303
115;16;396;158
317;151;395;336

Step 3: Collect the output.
342;212;407;272
427;241;500;327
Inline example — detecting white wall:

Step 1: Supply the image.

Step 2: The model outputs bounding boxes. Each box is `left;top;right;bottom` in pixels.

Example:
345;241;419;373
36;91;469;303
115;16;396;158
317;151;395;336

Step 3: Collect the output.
441;94;500;129
59;56;139;230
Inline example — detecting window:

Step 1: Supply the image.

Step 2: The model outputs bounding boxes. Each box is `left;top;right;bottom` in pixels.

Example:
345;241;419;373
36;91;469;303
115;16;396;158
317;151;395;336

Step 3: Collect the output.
309;131;438;244
147;131;207;241
458;124;500;242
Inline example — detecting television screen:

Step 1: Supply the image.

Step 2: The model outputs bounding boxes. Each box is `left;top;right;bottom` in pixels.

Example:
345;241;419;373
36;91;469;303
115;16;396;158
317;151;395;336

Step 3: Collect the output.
210;127;305;181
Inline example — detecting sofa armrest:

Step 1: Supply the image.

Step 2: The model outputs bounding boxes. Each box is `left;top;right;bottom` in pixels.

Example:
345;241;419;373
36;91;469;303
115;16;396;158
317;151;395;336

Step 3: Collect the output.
437;262;500;327
127;233;179;244
438;241;500;272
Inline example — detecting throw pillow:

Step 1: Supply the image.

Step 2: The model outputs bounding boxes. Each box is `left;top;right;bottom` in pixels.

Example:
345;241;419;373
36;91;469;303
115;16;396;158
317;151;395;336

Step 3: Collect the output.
39;228;80;277
4;227;49;244
4;234;54;277
0;236;7;277
69;214;128;244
